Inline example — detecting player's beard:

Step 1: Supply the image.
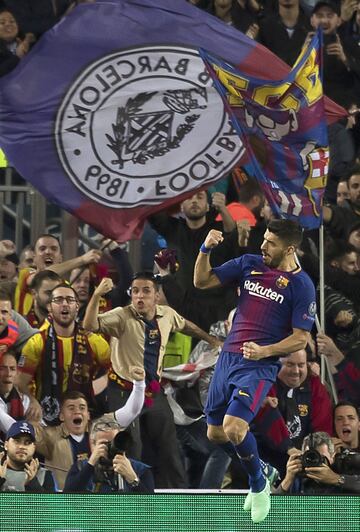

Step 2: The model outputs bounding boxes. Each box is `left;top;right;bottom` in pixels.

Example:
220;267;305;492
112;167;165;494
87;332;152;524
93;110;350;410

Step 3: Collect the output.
268;256;282;268
264;250;285;269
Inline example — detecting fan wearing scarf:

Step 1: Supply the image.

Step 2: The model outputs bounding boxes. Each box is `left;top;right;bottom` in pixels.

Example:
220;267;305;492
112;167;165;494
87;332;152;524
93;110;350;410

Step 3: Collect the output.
16;283;110;425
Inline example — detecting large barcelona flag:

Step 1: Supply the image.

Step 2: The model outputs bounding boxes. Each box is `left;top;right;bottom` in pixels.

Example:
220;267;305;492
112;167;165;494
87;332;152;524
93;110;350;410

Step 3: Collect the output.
200;31;329;229
0;0;345;241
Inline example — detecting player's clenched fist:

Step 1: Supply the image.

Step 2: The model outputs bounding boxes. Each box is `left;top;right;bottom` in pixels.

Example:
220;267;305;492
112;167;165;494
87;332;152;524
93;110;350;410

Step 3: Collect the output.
242;341;266;360
204;229;224;249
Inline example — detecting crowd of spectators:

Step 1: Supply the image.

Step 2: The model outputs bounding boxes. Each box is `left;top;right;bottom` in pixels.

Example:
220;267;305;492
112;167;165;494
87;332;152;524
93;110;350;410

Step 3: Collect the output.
0;0;359;495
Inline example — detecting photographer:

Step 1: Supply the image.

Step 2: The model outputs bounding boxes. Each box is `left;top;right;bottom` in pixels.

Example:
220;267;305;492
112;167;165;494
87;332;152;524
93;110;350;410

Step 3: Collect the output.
0;421;55;492
64;417;154;493
274;431;360;494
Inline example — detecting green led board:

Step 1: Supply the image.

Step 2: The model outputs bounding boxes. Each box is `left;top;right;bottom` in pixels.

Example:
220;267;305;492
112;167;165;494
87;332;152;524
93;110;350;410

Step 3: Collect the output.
0;493;359;532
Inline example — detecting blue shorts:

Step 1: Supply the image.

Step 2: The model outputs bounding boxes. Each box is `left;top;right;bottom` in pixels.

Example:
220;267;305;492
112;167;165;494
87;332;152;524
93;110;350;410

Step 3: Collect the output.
205;350;280;426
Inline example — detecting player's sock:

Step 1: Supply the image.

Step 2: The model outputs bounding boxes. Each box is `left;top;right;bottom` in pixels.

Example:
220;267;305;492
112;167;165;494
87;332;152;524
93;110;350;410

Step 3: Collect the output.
219;442;278;487
218;441;237;459
259;458;279;486
218;440;256;508
233;431;265;493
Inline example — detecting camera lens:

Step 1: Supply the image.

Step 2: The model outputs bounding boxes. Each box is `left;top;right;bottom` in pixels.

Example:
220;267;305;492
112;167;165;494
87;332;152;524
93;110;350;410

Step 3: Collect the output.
302;449;323;468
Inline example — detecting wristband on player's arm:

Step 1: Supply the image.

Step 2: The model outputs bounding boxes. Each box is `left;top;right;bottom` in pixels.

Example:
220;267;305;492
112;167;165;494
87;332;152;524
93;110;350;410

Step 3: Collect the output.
200;243;211;254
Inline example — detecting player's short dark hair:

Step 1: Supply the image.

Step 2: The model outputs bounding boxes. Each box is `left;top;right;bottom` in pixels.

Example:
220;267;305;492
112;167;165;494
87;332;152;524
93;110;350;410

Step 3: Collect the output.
131;271;160;290
30;270;62;291
267;219;303;247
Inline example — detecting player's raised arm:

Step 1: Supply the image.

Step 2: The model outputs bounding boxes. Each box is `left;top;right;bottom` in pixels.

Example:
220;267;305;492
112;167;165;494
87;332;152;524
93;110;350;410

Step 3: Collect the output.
193;229;223;289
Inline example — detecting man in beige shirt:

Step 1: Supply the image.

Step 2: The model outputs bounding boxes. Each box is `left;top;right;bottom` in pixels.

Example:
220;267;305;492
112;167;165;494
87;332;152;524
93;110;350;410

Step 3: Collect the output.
84;271;220;488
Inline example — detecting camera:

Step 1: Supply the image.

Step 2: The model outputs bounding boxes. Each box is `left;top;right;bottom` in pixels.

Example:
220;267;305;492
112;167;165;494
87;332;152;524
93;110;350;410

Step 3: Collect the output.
333;449;360;475
98;430;133;469
301;448;327;470
300;433;329;475
94;430;134;490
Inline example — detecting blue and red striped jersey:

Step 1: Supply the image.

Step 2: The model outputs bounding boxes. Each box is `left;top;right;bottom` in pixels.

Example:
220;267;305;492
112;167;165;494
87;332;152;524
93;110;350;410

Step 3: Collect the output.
213;254;316;355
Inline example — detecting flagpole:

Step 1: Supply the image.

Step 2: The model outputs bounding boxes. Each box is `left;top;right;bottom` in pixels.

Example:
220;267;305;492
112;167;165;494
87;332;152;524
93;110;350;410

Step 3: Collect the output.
317;28;338;403
317;223;326;384
315;314;338;404
319;224;325;334
315;224;326;384
316;226;338;403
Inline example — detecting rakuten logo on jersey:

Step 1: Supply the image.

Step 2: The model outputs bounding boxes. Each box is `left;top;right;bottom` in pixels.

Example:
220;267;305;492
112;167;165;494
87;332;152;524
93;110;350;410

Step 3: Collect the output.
244;280;284;304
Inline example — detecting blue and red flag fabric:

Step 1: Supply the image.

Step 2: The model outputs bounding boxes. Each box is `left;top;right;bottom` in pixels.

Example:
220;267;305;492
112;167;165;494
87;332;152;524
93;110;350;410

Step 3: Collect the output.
200;31;329;230
0;1;345;241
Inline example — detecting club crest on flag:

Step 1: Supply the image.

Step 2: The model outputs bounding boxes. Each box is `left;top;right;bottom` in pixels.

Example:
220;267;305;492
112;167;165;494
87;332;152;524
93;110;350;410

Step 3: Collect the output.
55;46;244;208
304;146;329;217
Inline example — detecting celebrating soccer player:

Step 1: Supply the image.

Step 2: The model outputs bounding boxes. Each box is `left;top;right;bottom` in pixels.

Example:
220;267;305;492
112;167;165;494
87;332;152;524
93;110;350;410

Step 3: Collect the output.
194;219;316;523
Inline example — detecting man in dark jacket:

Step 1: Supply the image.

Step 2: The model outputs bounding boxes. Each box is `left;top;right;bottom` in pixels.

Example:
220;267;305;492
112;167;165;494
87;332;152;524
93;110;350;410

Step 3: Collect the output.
149;190;239;330
310;1;360;108
0;420;55;492
257;0;311;67
64;417;154;493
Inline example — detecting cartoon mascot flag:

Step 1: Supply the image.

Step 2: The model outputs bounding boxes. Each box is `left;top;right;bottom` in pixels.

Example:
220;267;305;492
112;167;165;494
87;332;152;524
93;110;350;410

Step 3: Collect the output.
200;30;329;230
